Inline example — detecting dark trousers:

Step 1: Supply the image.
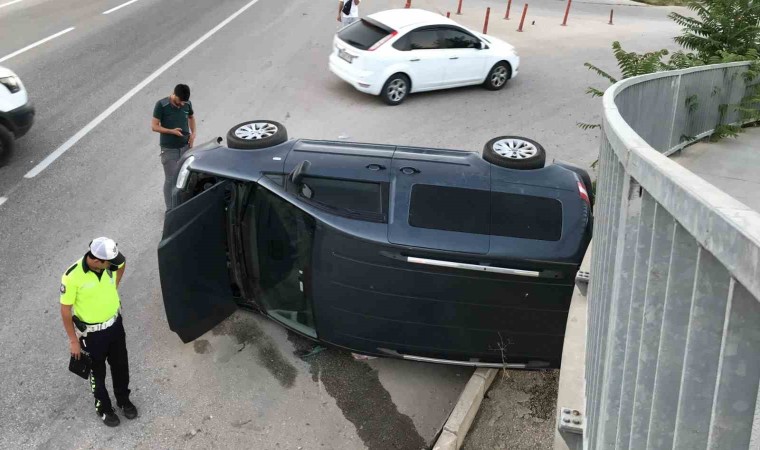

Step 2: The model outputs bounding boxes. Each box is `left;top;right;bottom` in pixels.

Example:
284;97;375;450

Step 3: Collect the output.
160;145;189;210
81;315;130;411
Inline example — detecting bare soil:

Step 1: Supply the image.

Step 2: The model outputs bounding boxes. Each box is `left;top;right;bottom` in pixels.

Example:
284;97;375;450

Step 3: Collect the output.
462;370;559;450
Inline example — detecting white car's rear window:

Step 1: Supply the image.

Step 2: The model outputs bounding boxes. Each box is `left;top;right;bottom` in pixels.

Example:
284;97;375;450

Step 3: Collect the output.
337;19;391;50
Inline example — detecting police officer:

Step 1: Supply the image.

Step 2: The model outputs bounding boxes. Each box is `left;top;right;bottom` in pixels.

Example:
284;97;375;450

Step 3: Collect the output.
60;237;138;427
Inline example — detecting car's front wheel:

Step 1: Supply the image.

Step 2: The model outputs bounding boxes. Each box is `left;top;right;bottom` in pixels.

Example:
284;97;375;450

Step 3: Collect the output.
226;120;288;149
483;136;546;170
0;124;14;164
380;73;410;106
484;62;511;91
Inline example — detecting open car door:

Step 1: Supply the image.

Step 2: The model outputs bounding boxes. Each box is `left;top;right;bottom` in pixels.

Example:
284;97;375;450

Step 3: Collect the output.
158;180;238;343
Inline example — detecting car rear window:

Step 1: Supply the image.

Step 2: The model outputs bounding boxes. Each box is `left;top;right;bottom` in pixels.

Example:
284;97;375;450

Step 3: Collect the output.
491;192;562;241
337;19;391;50
300;176;384;218
409;185;490;234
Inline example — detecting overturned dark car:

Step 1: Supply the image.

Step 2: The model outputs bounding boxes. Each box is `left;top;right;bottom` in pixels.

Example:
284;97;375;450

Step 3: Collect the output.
158;120;592;369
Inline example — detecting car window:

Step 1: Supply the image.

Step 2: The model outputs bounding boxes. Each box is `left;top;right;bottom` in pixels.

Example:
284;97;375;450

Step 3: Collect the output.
392;34;410;51
299;176;385;220
491;192;563;241
439;28;480;49
337;19;391;50
409;184;490;234
408;29;443;50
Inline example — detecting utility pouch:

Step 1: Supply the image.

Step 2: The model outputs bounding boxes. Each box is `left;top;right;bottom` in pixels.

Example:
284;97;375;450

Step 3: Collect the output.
72;316;87;333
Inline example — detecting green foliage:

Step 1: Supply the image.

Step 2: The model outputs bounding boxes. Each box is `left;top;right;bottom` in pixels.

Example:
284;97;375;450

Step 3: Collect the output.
577;122;602;130
669;0;760;60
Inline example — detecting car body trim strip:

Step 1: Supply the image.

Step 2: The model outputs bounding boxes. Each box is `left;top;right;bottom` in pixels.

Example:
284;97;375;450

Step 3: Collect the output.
378;348;528;368
406;256;541;277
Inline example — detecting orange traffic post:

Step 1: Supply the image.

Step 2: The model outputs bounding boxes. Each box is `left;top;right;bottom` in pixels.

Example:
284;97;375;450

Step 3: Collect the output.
447;11;451;17
561;0;572;26
483;7;491;33
609;9;614;24
517;3;528;31
457;0;463;14
505;0;512;19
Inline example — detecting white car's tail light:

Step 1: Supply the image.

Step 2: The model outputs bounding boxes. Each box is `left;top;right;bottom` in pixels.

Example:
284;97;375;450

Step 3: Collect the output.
368;30;398;51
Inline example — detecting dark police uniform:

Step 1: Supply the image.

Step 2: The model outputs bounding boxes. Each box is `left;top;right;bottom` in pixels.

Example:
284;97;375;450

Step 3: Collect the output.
60;253;130;414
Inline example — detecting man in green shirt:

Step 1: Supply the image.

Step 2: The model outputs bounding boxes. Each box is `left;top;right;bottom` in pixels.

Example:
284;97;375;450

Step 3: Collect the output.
151;84;196;209
60;237;137;427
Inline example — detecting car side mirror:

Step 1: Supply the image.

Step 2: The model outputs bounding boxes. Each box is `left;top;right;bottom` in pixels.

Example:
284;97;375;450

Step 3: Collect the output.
290;160;311;186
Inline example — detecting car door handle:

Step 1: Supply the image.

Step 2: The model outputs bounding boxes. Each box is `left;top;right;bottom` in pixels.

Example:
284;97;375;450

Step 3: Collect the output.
366;164;386;171
449;57;459;60
399;167;419;175
409;58;420;62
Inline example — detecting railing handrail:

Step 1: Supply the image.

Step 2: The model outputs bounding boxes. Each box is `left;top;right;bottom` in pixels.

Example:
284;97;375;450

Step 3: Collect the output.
601;62;760;303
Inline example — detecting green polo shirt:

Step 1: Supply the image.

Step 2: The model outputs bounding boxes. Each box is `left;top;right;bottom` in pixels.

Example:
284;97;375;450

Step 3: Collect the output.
153;97;194;149
60;254;126;324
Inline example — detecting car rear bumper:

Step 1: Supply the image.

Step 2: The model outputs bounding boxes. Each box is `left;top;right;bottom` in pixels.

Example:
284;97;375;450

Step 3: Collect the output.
1;101;35;138
328;54;381;95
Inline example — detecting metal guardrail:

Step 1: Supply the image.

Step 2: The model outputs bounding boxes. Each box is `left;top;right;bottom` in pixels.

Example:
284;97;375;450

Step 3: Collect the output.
586;62;760;449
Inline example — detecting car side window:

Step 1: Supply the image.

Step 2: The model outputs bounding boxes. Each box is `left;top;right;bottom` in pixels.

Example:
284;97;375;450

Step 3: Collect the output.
298;176;387;222
491;192;563;241
407;29;443;50
439;28;480;49
409;184;489;234
392;34;410;51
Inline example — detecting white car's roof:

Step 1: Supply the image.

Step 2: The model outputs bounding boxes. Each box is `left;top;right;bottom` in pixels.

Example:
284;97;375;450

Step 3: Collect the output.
368;8;460;31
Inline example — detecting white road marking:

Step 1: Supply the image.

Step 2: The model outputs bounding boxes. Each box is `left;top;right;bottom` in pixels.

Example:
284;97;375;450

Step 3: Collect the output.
0;0;24;10
0;27;75;64
0;197;7;207
24;0;263;179
102;0;140;15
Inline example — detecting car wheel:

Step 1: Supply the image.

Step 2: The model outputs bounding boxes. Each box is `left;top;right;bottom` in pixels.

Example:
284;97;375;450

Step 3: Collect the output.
0;124;14;164
484;62;511;91
381;74;410;106
483;136;546;170
226;120;288;150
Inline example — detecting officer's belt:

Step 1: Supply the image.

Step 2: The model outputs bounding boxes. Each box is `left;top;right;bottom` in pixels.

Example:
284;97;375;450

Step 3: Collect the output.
81;313;119;333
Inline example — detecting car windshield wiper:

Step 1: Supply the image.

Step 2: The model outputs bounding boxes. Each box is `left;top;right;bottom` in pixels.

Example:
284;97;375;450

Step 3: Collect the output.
344;39;366;50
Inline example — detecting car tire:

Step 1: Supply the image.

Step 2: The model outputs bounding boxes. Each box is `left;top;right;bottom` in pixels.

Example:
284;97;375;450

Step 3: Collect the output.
0;123;14;164
484;62;511;91
483;136;546;170
226;120;288;150
380;73;410;106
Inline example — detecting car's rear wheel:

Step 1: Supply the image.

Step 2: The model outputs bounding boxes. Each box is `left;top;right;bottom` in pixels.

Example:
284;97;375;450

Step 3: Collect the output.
226;120;288;149
0;124;14;165
484;62;511;91
381;73;410;106
483;136;546;170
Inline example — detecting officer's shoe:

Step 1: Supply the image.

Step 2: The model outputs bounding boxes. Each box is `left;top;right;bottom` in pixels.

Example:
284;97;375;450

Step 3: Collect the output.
97;406;120;427
118;400;138;420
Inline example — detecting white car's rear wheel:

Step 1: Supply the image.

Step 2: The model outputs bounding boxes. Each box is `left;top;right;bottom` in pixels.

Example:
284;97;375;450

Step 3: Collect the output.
381;73;410;106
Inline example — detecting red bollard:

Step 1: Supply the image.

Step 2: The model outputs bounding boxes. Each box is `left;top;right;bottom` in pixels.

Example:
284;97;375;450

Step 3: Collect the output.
517;3;528;31
609;9;614;24
404;0;411;8
483;7;491;33
561;0;572;26
505;0;512;19
447;11;451;17
456;0;463;14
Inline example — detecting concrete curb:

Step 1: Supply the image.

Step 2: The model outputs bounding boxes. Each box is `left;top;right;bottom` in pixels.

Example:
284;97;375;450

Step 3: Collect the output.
433;367;498;450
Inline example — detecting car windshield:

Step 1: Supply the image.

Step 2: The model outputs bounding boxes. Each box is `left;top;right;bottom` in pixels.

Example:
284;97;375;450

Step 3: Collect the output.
337;19;391;50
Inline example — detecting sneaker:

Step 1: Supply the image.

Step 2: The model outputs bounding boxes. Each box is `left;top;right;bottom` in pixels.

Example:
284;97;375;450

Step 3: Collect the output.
97;406;120;427
118;400;138;420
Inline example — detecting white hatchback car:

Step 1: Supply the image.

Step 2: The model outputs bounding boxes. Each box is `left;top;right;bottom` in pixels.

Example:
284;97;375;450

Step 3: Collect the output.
329;8;520;105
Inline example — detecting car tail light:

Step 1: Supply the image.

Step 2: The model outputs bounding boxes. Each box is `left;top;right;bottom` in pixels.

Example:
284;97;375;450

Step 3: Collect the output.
577;180;590;205
368;31;398;51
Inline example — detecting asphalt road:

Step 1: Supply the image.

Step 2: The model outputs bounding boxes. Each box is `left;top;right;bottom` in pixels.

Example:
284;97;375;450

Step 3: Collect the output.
0;0;684;448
